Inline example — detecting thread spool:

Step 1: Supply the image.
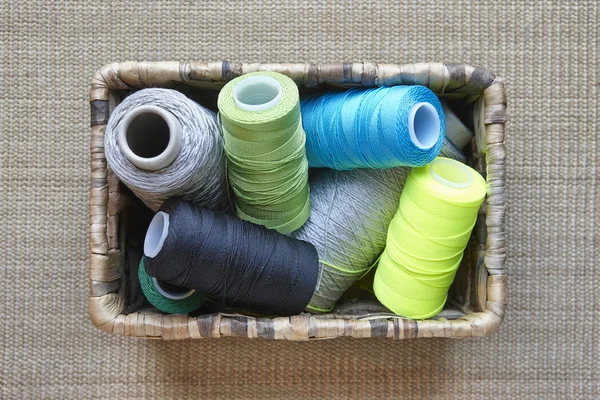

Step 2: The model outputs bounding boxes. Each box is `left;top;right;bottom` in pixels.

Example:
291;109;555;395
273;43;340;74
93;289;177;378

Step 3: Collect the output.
218;72;310;234
374;157;486;319
143;198;319;315
300;86;445;170
138;258;205;314
440;137;467;164
289;143;465;313
441;102;473;149
105;88;228;212
233;75;283;111
117;105;182;171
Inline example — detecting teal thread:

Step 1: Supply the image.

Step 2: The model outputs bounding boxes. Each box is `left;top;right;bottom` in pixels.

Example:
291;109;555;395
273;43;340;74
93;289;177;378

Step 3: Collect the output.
138;259;205;314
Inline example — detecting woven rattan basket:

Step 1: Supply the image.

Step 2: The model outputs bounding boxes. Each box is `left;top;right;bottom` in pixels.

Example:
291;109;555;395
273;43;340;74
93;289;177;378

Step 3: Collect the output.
89;61;506;340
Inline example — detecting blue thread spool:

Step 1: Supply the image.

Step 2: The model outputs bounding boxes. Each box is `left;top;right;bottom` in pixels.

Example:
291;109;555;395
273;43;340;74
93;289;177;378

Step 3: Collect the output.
300;86;445;170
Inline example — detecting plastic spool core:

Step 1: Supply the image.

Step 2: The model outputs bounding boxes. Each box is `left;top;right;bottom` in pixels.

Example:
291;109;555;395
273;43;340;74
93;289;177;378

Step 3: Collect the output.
233;75;283;111
118;105;182;171
408;102;441;150
151;278;195;300
429;158;474;189
144;211;170;258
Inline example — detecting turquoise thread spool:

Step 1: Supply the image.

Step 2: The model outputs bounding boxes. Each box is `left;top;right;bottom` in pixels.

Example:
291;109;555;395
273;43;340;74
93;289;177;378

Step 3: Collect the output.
300;86;445;170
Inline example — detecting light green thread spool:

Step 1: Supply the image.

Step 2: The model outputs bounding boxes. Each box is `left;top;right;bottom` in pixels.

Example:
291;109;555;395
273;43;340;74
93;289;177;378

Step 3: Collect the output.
218;72;310;234
138;259;205;314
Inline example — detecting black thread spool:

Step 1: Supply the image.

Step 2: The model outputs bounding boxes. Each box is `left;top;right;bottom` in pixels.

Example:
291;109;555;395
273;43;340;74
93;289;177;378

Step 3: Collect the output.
143;198;320;315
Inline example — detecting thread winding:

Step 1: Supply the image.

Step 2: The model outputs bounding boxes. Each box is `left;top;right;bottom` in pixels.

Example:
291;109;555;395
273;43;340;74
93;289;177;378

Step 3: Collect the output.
300;86;445;170
138;258;205;314
290;142;465;312
143;198;320;315
105;88;228;212
218;72;310;234
374;157;486;319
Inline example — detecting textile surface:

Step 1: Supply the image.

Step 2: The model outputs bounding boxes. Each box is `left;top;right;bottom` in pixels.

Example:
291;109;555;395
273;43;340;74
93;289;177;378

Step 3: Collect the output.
1;1;598;398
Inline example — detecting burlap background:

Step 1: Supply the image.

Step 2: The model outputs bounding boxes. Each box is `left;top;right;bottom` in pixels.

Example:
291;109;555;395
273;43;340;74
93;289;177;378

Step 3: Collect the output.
1;1;598;398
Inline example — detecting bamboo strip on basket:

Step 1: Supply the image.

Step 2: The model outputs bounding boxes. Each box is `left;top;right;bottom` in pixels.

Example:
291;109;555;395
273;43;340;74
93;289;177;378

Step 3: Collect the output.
88;62;506;340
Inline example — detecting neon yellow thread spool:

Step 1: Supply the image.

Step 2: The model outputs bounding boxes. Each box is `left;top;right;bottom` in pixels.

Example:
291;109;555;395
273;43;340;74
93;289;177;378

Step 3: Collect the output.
388;213;464;261
374;157;486;319
374;277;448;319
385;241;463;275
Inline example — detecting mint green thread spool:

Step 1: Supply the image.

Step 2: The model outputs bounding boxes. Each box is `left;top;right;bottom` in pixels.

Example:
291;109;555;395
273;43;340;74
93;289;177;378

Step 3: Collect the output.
138;259;205;314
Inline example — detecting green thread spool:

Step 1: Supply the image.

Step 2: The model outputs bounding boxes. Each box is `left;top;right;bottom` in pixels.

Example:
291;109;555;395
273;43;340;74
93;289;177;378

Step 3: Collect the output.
374;157;486;319
218;72;310;234
138;259;205;314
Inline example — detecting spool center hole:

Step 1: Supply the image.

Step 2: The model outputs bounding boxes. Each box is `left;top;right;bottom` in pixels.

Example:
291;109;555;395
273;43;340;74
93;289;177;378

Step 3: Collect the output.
156;280;190;295
411;103;440;149
126;112;170;158
234;76;282;107
151;276;195;300
430;158;473;187
144;211;169;258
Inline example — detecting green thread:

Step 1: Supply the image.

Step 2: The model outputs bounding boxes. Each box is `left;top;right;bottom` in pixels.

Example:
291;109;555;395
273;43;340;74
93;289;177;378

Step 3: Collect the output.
318;259;373;275
138;259;205;314
305;304;335;313
356;255;382;281
306;257;382;313
354;281;375;294
218;72;310;234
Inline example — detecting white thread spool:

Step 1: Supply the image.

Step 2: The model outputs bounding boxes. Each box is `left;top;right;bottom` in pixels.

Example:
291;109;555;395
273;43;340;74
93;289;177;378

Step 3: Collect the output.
118;105;182;171
407;102;441;150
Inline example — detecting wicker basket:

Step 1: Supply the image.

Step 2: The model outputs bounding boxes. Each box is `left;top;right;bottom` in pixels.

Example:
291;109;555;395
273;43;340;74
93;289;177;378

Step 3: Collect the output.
89;61;506;340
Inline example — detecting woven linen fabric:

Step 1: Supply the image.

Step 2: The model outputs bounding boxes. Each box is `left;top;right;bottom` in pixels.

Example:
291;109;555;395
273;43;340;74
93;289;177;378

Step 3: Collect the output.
1;1;598;399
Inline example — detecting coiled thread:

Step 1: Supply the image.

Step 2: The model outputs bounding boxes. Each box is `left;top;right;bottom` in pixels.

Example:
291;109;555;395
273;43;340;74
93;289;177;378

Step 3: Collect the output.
218;72;310;234
301;86;445;170
105;88;228;212
138;258;205;314
143;198;320;315
374;157;487;319
290;142;464;312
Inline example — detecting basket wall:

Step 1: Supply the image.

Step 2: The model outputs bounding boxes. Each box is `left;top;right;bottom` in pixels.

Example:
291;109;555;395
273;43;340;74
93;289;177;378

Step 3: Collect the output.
89;61;507;340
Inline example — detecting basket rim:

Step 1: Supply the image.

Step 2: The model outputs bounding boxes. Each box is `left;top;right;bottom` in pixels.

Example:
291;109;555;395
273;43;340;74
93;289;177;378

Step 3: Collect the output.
88;61;507;341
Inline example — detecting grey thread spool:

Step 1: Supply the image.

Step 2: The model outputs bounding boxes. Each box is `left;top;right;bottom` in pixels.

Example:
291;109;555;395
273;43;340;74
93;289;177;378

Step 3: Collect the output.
105;88;228;212
290;140;464;312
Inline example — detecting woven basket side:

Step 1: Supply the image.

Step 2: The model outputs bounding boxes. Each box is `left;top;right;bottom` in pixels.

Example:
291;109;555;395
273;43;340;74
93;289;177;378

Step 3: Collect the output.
88;61;506;340
480;78;507;325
